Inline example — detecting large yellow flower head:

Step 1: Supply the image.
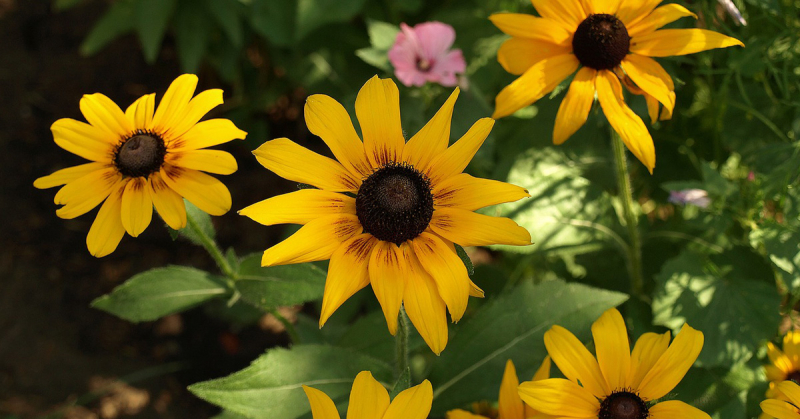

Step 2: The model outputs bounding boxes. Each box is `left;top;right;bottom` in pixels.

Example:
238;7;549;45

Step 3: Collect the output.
490;0;744;173
447;357;551;419
302;371;432;419
760;331;800;418
34;74;247;257
241;76;532;354
519;308;708;419
761;381;800;419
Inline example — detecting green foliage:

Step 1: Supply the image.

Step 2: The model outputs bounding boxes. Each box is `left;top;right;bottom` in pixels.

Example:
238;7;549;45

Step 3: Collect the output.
389;368;411;399
235;255;327;309
356;20;399;71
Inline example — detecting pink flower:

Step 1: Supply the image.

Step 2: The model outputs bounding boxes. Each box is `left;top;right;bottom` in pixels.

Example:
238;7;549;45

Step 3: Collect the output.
388;22;466;87
669;189;711;209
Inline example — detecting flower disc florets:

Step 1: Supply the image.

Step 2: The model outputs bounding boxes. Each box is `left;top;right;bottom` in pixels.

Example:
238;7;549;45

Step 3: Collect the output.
599;391;649;419
356;162;434;245
572;13;630;70
114;130;167;178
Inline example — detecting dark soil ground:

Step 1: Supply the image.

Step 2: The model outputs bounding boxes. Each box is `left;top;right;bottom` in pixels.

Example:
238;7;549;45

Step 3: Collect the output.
0;1;302;417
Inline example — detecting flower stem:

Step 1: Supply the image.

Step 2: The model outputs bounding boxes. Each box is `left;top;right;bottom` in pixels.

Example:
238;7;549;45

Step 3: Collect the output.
395;307;410;377
186;211;236;280
611;130;644;297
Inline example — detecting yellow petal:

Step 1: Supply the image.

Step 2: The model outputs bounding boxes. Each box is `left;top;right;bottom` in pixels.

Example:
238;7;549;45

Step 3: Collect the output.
595;70;655;173
303;385;341;419
544;325;610;398
553;67;597;145
446;410;488;419
493;54;580;119
305;94;372;178
628;4;697;37
410;232;470;322
54;167;122;219
171;119;247;150
498;38;572;76
622;55;675;114
167;149;238;175
591;308;630;392
120;177;153;237
170;89;224;138
253;138;360;192
80;93;133;137
616;0;662;26
160;165;231;216
498;360;524;419
125;93;156;130
355;76;405;169
766;365;788;382
51;118;115;163
777;381;800;409
489;14;571;46
427;118;494;184
401;88;459;174
34;162;108;189
433;173;530;211
761;399;800;419
532;356;552;381
262;214;362;267
518;378;600;417
768;342;794;375
347;371;390;419
638;323;703;400
584;0;620;15
382;380;432;419
149;172;187;230
240;189;355;226
86;182;126;258
630;29;744;57
650;401;711;419
783;332;800;367
627;331;671;390
368;241;407;335
430;207;531;247
644;93;660;123
320;234;377;326
403;246;449;355
531;0;586;31
152;74;198;133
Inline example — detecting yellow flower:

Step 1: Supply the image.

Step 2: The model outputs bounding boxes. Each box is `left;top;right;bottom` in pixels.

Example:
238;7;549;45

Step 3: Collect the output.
760;332;800;419
519;308;709;419
302;371;432;419
761;381;800;419
34;74;247;257
240;76;531;354
447;357;551;419
490;0;743;173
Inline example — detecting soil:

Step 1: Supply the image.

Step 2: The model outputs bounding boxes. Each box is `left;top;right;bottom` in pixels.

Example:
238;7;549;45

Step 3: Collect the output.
0;1;302;417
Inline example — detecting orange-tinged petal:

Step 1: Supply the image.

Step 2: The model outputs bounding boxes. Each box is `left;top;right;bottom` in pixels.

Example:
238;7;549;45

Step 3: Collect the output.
638;323;703;400
497;38;572;76
498;360;524;419
493;54;580;119
261;214;362;267
649;400;711;419
167;149;238;175
253;138;360;192
305;94;372;178
80;93;133;137
54;167;122;219
429;207;531;247
447;410;488;419
622;55;675;114
401;88;459;174
544;325;610;398
627;331;671;390
382;380;432;419
355;76;405;169
630;29;744;57
152;74;198;133
433;173;530;211
51;118;115;162
303;385;341;419
427;118;494;184
518;378;600;417
170;88;224;138
34;162;108;189
767;342;793;374
489;14;572;46
553;67;597;145
149;172;187;230
320;234;377;326
368;241;407;335
628;4;697;37
120;177;153;237
410;232;470;322
532;356;552;381
240;189;355;226
531;0;586;31
347;371;390;419
171;119;247;150
125;93;155;130
403;246;449;355
86;182;126;258
160;165;231;216
760;399;800;419
591;308;630;392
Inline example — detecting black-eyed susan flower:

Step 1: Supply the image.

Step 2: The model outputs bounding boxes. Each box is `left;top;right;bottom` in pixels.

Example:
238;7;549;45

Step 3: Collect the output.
760;332;800;418
490;0;743;173
520;308;708;419
302;371;432;419
240;76;531;354
447;357;550;419
34;74;247;257
761;381;800;419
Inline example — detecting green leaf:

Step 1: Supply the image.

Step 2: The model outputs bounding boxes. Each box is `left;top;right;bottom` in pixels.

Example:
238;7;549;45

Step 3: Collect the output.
355;47;391;71
189;345;393;419
235;254;327;309
172;200;216;246
250;0;295;47
335;311;426;364
134;0;178;63
92;266;228;322
205;0;243;47
365;20;399;50
80;0;135;56
428;280;627;414
174;3;210;72
295;0;366;41
390;368;411;399
54;0;85;11
670;359;763;419
750;220;800;288
454;244;475;276
652;248;781;367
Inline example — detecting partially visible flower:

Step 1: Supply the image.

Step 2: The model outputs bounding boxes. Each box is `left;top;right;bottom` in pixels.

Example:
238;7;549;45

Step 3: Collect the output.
447;357;551;419
718;0;747;26
490;1;743;173
761;381;800;419
760;332;800;419
519;308;708;419
668;189;711;208
303;371;432;419
34;74;246;257
389;22;466;87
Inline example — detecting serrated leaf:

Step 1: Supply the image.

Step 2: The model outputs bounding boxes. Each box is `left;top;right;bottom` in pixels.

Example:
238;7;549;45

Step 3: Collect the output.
174;3;210;72
428;280;627;414
235;254;326;309
134;0;178;63
92;266;228;322
189;345;393;419
205;0;243;47
80;0;135;56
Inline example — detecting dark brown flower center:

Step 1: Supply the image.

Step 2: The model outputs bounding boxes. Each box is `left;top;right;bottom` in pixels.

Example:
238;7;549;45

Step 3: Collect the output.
788;370;800;384
599;391;649;419
572;13;630;70
114;130;166;178
355;162;433;245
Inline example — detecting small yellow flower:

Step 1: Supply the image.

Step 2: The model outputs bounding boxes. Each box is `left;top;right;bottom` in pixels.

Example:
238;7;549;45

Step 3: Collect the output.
760;332;800;419
490;0;743;173
302;371;432;419
34;74;247;257
241;76;531;354
761;381;800;419
520;308;709;419
447;357;551;419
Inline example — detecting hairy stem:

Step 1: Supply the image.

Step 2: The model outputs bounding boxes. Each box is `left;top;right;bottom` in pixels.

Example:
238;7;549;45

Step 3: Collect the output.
611;131;644;297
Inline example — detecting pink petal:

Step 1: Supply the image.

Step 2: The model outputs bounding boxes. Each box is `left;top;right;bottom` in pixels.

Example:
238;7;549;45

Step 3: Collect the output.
413;21;456;60
433;49;466;74
395;68;427;87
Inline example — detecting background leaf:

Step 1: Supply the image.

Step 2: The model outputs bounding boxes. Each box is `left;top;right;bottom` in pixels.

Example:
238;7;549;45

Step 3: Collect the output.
235;255;327;309
134;0;178;63
79;0;135;56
